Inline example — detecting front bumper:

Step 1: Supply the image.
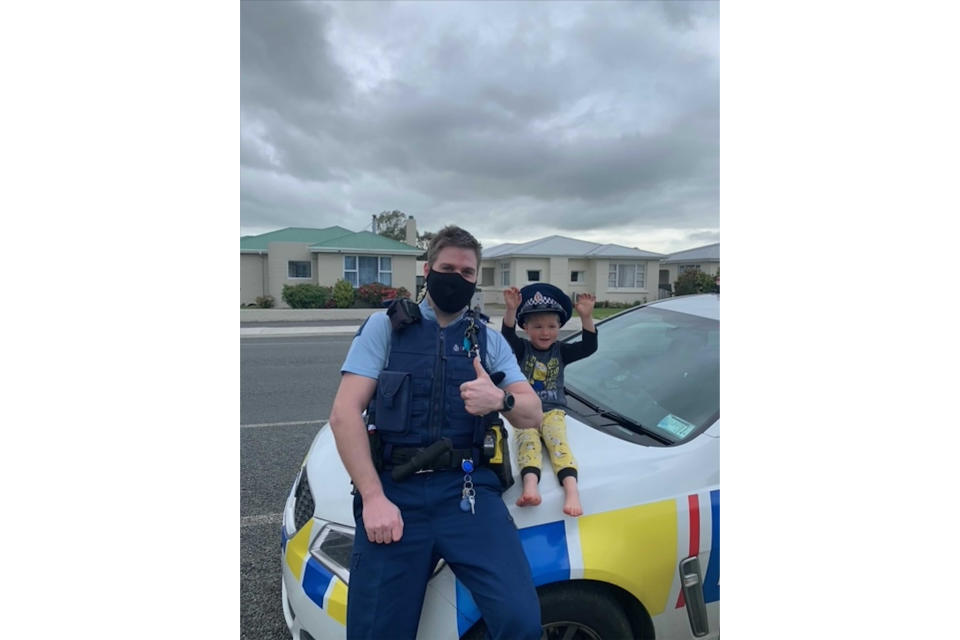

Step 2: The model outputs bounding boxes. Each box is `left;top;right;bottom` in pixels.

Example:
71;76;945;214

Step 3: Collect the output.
280;511;461;640
280;515;350;640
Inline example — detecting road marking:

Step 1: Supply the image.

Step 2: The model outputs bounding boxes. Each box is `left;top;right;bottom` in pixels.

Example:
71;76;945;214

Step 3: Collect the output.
242;513;283;527
241;419;327;428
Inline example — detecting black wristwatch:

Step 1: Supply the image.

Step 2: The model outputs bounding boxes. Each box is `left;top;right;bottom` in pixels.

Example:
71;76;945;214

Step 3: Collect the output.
501;390;515;411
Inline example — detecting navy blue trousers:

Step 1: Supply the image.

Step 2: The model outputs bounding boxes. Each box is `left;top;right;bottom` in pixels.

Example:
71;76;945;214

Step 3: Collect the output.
346;467;542;640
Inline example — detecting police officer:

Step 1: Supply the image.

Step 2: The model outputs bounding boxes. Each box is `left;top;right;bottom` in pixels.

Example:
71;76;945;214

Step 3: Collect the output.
330;225;544;640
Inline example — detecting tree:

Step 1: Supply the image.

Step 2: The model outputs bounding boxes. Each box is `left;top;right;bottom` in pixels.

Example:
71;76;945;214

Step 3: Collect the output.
374;210;409;242
416;230;435;251
374;210;436;254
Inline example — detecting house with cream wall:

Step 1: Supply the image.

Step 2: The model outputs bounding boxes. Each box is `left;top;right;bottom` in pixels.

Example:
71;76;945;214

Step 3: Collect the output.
659;243;720;294
240;226;422;308
479;236;665;307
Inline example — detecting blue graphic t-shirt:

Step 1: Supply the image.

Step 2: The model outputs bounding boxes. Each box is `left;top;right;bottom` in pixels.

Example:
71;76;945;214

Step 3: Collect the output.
501;324;598;412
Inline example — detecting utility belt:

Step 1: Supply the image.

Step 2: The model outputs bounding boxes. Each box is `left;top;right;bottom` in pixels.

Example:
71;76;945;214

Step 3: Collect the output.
369;420;514;490
387;446;476;473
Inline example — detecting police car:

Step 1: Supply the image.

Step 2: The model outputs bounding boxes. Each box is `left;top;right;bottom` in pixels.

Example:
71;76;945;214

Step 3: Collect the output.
281;293;719;639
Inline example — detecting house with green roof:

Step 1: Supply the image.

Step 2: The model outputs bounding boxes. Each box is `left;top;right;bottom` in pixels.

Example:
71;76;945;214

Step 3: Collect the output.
240;226;422;307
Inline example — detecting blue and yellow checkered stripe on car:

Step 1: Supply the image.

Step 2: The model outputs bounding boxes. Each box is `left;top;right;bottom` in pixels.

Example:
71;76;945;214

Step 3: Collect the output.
455;520;570;635
282;520;349;625
282;495;692;634
703;489;719;603
455;498;679;636
579;499;678;615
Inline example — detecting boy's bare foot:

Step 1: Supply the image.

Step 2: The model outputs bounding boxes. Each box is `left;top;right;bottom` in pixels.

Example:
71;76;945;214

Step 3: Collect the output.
516;473;542;507
561;477;582;517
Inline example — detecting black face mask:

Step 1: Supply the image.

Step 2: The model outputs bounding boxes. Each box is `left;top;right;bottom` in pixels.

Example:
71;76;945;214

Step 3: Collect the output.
426;269;476;313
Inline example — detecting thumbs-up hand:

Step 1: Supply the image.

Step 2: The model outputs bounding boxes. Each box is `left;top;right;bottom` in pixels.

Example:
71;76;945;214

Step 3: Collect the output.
460;356;504;416
471;354;490;380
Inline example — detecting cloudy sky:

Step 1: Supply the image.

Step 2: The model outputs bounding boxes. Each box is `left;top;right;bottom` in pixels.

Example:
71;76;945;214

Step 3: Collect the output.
241;0;718;254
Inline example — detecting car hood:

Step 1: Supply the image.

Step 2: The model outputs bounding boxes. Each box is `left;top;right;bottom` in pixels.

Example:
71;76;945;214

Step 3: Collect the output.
304;412;719;528
302;424;356;526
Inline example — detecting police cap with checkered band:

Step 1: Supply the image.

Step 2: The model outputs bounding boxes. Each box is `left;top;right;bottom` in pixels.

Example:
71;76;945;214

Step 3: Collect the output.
516;283;573;328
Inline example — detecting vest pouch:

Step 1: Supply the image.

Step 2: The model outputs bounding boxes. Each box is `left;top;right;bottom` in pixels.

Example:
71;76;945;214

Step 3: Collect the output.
483;422;515;491
375;371;413;434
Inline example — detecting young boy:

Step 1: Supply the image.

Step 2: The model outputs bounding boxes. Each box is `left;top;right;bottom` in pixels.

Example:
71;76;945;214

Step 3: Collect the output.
501;283;597;516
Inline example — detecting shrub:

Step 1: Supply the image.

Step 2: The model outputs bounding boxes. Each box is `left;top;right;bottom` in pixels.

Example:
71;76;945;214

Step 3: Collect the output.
674;269;719;295
255;295;275;309
356;282;393;307
353;282;410;307
282;284;332;308
332;279;355;309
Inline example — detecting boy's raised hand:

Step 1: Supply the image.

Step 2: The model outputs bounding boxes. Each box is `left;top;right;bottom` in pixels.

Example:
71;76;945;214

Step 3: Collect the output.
574;292;596;318
503;286;522;312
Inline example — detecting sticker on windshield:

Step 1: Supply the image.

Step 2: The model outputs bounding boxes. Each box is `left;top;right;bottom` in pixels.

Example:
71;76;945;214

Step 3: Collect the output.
657;414;696;439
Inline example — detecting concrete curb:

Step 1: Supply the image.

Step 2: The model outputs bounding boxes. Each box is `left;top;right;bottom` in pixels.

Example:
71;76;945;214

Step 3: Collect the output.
240;308;384;322
239;315;585;339
241;325;361;337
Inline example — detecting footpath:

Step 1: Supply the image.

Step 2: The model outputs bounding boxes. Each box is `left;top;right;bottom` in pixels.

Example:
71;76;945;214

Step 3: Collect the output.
240;308;584;338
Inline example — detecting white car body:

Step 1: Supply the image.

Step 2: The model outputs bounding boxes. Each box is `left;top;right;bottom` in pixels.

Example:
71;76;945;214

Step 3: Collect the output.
281;294;720;639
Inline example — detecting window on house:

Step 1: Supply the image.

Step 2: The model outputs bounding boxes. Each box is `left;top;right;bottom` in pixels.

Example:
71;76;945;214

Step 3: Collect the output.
608;263;646;289
377;257;392;286
571;270;585;283
526;270;541;282
500;262;510;286
480;267;495;287
344;255;392;287
678;264;702;275
288;261;311;279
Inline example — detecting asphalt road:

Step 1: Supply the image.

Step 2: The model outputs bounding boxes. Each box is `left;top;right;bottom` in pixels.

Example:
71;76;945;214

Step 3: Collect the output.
240;335;356;425
241;335;352;640
239;328;577;639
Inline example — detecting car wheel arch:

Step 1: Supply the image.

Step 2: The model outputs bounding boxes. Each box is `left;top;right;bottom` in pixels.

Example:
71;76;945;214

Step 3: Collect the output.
460;579;655;640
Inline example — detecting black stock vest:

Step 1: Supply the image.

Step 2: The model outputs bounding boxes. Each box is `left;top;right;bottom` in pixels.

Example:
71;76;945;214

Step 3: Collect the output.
370;311;488;450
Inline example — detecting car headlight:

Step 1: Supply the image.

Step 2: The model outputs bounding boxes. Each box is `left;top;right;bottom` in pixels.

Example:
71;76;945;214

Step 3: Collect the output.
309;522;355;585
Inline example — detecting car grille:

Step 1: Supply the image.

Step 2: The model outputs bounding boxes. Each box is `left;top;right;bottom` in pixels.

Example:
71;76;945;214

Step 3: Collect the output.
293;470;315;532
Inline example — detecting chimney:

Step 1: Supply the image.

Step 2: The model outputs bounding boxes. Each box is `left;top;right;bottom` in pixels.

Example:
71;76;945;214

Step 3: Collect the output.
371;215;377;233
405;216;417;246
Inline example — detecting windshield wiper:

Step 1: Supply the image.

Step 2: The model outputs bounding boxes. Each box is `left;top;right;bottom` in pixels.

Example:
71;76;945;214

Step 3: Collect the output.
565;387;673;445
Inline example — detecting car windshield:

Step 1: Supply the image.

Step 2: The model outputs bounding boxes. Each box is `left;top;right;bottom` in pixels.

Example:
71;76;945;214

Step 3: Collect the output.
564;303;719;444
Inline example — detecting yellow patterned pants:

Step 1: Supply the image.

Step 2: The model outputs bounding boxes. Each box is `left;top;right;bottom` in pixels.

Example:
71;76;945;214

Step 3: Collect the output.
515;409;579;481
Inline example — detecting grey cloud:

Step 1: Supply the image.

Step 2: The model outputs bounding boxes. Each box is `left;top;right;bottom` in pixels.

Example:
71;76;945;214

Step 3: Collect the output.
241;1;348;108
684;230;721;245
241;1;718;251
657;0;718;31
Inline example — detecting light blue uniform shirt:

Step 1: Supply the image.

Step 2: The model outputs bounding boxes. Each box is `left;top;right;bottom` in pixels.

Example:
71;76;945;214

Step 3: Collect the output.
341;299;526;388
